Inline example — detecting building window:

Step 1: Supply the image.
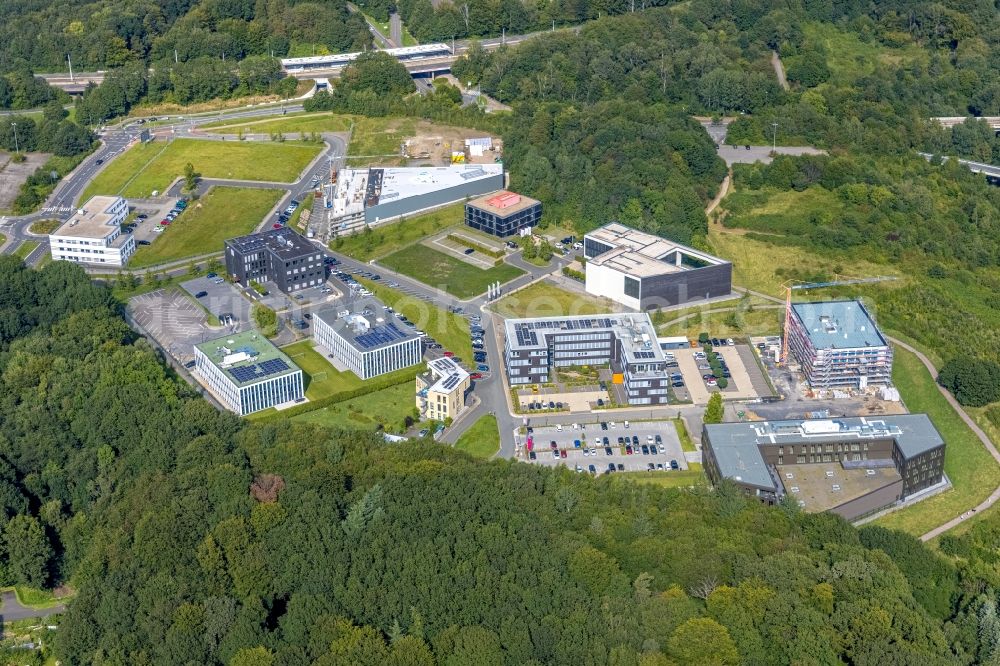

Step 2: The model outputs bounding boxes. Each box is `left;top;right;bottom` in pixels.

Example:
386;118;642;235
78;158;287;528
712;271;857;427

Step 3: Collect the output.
623;276;640;299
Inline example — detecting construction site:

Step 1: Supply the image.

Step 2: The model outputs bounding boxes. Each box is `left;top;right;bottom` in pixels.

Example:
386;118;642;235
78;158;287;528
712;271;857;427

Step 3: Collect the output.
403;135;502;165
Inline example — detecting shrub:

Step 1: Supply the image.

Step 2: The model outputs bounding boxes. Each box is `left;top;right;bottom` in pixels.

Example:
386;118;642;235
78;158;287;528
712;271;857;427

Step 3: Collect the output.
937;357;1000;407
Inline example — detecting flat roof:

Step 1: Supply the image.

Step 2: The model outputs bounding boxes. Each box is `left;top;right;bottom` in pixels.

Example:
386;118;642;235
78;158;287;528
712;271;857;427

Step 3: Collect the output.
705;415;944;489
504;313;667;365
315;296;421;353
584;223;728;278
196;330;299;387
53;195;123;239
466;190;540;216
226;229;317;261
423;356;470;394
364;164;504;206
791;300;888;350
779;463;901;513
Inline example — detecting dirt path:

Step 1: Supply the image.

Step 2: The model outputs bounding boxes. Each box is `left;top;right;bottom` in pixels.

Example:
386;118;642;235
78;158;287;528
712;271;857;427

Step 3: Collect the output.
705;169;731;217
771;51;790;91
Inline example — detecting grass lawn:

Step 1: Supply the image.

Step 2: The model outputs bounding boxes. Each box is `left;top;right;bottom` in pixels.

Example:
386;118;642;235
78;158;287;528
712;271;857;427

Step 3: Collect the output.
658;303;784;339
130;187;281;268
874;346;1000;536
281;339;421;401
0;233;5;245
455;414;500;459
379;244;524;299
619;463;707;489
201;111;354;135
28;219;62;235
675;418;696;453
332;204;464;261
10;586;65;609
80;138;321;201
357;278;473;360
12;241;39;261
290;382;417;433
494;281;620;319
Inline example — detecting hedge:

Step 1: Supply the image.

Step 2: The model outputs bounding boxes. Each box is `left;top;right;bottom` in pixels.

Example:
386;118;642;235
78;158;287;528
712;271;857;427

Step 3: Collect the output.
562;266;585;281
446;233;505;258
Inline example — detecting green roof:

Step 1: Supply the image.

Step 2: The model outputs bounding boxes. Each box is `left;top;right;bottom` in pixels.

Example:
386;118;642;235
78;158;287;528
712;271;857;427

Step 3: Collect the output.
196;330;299;387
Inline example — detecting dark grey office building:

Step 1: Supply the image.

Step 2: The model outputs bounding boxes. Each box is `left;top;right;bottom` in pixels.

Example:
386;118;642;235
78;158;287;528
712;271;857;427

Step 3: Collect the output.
584;223;732;311
702;415;946;521
503;313;671;405
224;229;325;294
465;191;542;237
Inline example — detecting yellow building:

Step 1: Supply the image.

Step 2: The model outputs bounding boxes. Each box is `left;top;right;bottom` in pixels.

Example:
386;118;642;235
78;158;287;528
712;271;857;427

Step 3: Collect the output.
416;357;471;422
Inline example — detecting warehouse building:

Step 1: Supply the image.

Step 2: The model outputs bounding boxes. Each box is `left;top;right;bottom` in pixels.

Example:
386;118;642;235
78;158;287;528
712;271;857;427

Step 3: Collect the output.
314;297;422;379
583;223;731;310
787;300;892;389
49;195;135;267
503;313;671;405
416;356;471;422
702;415;945;521
331;164;504;232
194;330;304;416
224;229;325;294
464;190;542;237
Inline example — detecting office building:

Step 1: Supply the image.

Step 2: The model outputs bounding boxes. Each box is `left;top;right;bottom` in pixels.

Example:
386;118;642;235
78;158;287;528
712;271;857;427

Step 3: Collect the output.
416;356;471;422
224;229;325;294
464;191;542;237
702;415;945;521
503;313;671;405
787;300;892;389
49;195;135;267
194;330;304;416
331;164;504;232
583;223;731;310
314;297;422;379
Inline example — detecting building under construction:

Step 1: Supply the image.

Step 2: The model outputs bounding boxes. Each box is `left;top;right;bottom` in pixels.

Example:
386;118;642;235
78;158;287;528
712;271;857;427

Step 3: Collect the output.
786;300;892;390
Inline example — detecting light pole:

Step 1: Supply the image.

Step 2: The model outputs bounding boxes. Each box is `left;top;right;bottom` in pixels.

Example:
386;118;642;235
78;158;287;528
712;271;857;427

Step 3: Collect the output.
771;122;778;153
10;122;18;154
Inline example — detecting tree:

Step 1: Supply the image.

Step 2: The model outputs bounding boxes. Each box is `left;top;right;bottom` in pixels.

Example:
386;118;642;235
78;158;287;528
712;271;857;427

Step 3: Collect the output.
4;515;52;587
704;392;724;424
937;358;1000;407
183;163;200;192
251;303;277;337
668;618;739;666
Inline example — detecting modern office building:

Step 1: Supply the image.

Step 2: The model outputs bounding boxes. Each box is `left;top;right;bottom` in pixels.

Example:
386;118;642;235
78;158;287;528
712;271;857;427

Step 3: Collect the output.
331;164;504;230
314;297;422;379
583;223;731;311
194;330;304;416
702;415;946;521
503;313;671;405
416;356;471;422
464;190;542;237
224;229;325;294
49;195;135;267
787;300;892;389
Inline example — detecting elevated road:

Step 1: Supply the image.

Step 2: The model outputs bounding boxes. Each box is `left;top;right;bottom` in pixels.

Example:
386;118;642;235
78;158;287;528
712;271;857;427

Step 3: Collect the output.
931;116;1000;130
918;152;1000;181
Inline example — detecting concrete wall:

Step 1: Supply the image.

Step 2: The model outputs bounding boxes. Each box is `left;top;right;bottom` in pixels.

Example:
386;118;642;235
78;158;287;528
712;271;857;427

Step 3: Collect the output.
638;262;732;310
831;478;903;521
585;262;640;310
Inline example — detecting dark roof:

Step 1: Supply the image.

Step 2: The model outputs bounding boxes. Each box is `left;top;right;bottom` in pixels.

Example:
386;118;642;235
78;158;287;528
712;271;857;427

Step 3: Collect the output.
226;229;316;260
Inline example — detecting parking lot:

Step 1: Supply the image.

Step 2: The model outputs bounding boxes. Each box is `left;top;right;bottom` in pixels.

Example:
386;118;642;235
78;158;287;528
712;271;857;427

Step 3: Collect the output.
129;289;227;364
518;419;687;475
181;276;252;326
127;199;190;249
674;343;762;404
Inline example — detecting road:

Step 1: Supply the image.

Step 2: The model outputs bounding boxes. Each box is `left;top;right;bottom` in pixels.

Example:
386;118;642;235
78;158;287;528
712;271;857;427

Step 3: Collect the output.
389;13;404;49
0;591;64;621
917;152;1000;181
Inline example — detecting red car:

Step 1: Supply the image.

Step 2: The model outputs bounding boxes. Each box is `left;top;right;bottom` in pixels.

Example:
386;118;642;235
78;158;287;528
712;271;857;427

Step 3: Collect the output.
272;223;282;229
470;372;482;380
160;219;170;225
560;450;567;459
444;351;454;357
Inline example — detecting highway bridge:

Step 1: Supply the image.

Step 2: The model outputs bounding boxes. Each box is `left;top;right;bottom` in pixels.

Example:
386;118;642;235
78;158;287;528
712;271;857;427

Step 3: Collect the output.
931;116;1000;130
919;152;1000;183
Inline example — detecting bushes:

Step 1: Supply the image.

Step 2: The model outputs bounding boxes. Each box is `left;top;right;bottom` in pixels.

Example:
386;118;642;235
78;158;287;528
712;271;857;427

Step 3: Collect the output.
562;266;585;281
704;392;724;423
446;234;503;258
937;357;1000;407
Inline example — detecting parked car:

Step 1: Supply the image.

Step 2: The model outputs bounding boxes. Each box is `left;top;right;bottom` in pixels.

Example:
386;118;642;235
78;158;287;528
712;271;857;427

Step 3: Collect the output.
464;248;475;255
670;460;679;470
194;291;208;298
477;364;489;372
470;372;482;380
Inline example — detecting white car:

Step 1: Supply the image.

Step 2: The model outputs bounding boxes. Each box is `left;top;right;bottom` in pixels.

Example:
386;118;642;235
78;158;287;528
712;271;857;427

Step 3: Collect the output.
556;424;563;432
609;421;616;429
583;449;590;457
624;420;630;429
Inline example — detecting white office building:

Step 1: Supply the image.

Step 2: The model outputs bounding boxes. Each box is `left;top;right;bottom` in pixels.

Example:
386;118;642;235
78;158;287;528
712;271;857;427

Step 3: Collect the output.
416;356;471;421
49;195;135;267
194;330;304;416
314;297;422;379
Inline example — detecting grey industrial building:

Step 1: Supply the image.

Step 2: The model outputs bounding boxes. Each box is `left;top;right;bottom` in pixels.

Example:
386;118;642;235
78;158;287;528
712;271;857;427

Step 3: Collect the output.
702;415;946;521
313;296;422;379
224;229;325;294
583;223;732;311
464;190;542;237
330;165;505;231
503;313;671;405
787;300;892;389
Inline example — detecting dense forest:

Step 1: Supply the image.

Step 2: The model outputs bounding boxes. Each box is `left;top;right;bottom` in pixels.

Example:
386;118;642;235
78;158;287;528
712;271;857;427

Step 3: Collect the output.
1;257;1000;664
0;0;370;74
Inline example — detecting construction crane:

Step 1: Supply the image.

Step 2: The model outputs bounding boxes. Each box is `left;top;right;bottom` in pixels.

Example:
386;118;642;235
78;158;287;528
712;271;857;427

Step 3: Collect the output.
780;276;898;366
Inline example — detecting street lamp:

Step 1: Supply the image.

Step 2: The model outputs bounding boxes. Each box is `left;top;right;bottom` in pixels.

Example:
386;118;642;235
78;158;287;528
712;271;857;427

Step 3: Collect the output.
771;122;778;153
10;122;18;154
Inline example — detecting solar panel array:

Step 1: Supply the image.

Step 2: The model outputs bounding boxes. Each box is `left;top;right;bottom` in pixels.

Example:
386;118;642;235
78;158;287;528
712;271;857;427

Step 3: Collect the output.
355;323;411;350
514;324;538;347
227;357;292;383
441;374;462;391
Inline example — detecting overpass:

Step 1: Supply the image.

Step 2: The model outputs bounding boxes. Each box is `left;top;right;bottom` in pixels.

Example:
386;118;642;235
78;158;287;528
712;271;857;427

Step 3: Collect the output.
39;72;105;93
931;116;1000;130
919;152;1000;183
